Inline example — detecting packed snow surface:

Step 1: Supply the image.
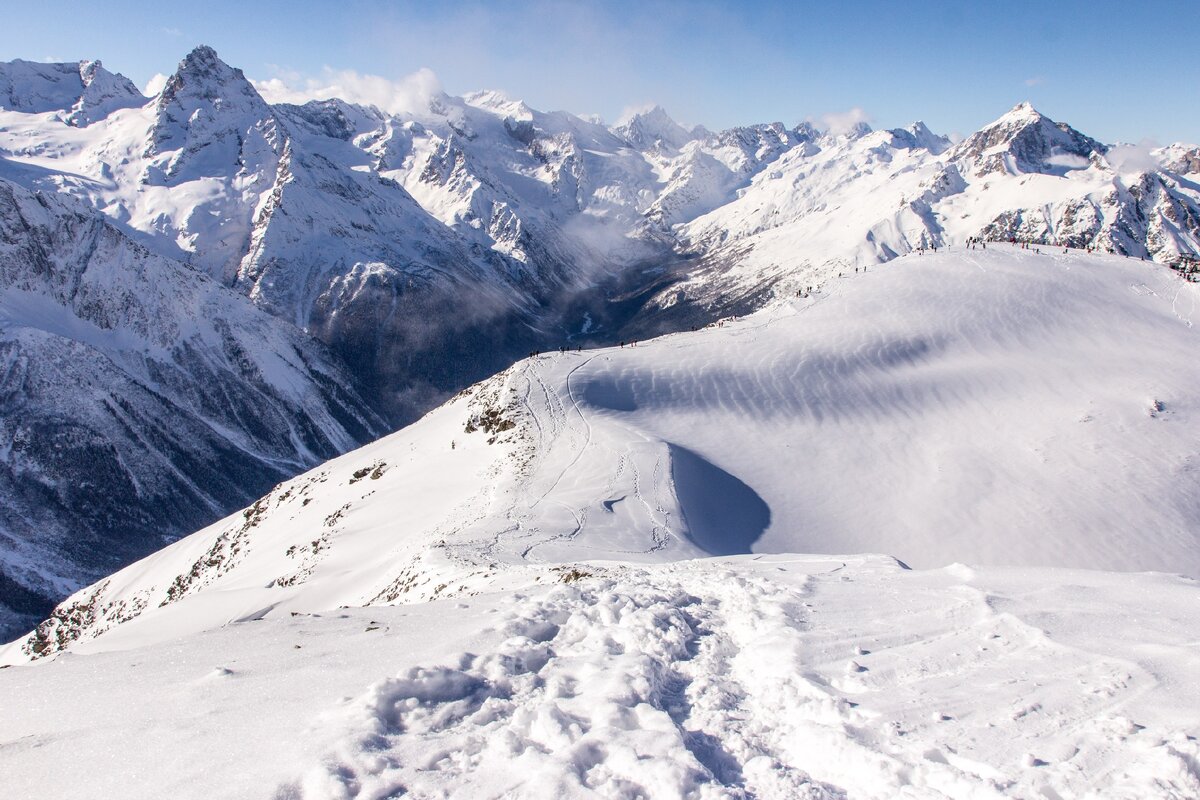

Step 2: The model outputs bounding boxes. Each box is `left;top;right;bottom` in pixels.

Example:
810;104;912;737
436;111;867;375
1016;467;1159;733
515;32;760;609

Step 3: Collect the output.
1;556;1198;799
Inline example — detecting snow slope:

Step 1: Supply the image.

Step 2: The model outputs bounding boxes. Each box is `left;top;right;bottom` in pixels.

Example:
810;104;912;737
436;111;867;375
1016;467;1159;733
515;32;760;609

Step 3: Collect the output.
1;556;1198;799
10;245;1199;660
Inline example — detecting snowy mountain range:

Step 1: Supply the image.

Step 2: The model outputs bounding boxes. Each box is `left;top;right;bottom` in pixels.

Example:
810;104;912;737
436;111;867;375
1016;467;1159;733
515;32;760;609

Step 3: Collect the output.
0;45;1198;642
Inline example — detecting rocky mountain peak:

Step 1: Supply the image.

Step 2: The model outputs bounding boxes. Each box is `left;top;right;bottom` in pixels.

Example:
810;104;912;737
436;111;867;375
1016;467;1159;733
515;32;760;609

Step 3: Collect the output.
950;102;1106;175
0;58;143;126
792;121;820;143
890;121;950;154
69;60;144;126
614;105;696;151
148;45;276;161
1168;146;1200;175
156;45;262;112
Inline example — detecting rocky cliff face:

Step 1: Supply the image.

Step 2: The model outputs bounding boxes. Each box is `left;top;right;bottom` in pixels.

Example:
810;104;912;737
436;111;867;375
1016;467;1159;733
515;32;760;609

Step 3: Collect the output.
948;101;1107;175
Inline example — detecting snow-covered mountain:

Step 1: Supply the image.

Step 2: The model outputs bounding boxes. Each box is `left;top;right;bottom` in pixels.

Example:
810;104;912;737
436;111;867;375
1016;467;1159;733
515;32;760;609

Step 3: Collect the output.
8;49;1195;361
0;174;383;640
5;246;1200;799
665;103;1200;327
2;46;1199;645
5;42;1200;798
5;47;1198;362
0;58;143;126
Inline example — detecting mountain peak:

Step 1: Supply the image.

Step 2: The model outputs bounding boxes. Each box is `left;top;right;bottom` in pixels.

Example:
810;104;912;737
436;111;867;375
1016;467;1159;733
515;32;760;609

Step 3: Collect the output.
150;45;273;157
158;45;255;106
890;121;950;154
1007;100;1040;117
0;58;143;125
615;105;696;151
950;103;1105;175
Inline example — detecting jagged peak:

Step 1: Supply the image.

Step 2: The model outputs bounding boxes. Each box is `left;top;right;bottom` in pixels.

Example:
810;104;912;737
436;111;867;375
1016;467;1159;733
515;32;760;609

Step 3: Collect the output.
157;45;262;109
0;57;143;125
77;60;107;87
1003;100;1041;119
463;89;530;116
951;102;1106;175
793;121;820;142
276;96;385;141
816;120;873;142
889;120;950;154
147;46;278;164
614;105;696;151
845;120;874;139
616;103;673;126
180;45;222;72
974;102;1086;141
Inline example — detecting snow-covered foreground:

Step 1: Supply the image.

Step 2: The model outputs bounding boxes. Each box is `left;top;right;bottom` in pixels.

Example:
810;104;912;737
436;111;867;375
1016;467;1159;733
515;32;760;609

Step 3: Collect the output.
2;555;1198;799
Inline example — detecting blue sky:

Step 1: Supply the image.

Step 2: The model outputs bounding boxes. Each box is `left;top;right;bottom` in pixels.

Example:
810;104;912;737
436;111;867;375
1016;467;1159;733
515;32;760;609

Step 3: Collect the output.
2;0;1197;144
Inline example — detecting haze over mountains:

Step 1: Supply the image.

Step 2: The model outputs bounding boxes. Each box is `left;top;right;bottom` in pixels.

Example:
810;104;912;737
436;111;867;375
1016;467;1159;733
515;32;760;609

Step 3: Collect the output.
0;45;1198;641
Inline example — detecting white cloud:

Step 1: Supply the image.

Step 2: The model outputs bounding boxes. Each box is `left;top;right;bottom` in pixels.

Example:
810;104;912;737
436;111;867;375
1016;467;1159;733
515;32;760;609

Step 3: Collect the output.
812;107;872;136
1024;76;1045;87
1105;139;1162;175
1046;152;1090;170
251;67;443;116
161;27;182;38
143;73;169;96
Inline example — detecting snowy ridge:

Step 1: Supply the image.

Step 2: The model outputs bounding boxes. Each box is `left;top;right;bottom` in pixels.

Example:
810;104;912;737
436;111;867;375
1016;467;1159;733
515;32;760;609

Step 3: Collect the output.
665;104;1200;324
6;49;1196;352
2;49;1197;400
10;245;1199;661
0;58;143;126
